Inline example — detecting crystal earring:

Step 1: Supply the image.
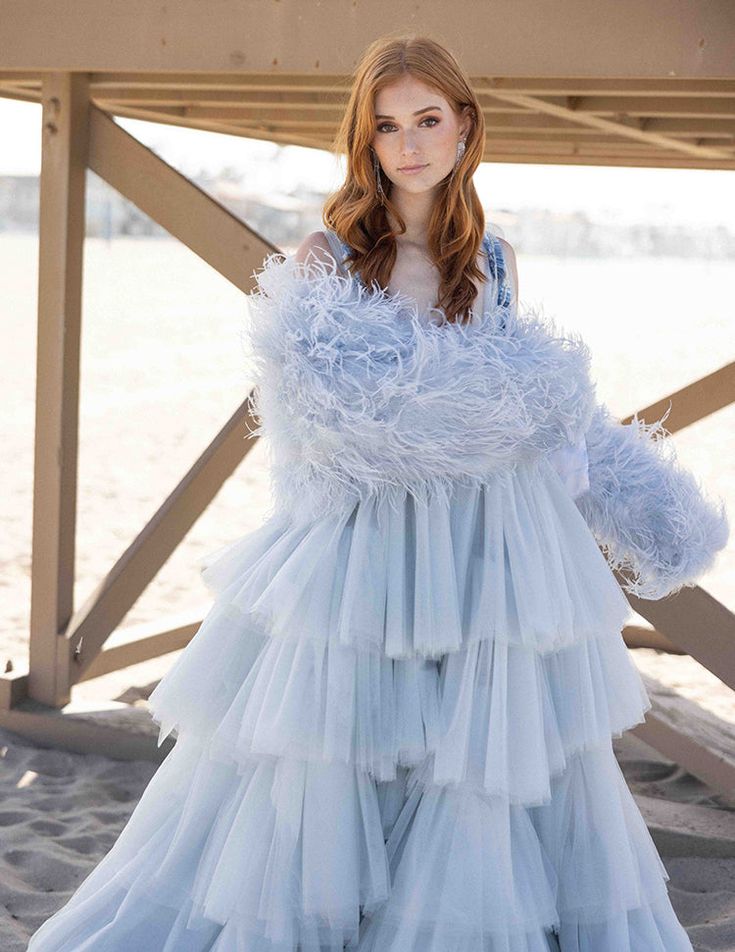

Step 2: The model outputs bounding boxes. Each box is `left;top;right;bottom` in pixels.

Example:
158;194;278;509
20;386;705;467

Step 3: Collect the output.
372;149;386;204
454;138;466;168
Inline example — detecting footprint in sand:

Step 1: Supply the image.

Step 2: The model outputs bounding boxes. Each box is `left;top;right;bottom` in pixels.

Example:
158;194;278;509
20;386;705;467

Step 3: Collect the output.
2;850;85;892
0;811;31;827
27;819;66;836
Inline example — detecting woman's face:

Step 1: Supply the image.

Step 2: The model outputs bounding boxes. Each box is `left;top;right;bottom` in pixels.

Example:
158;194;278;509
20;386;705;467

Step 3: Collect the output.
370;74;470;198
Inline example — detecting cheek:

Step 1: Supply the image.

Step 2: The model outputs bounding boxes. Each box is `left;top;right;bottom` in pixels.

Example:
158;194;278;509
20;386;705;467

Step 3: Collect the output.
372;135;393;156
435;125;458;153
371;137;390;164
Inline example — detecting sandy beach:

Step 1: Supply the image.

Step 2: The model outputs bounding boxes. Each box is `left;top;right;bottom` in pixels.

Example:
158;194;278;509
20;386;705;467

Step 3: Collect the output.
2;233;734;949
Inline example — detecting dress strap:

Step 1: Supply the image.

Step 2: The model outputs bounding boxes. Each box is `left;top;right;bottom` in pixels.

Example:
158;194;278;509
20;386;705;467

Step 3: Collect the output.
322;228;354;278
487;233;513;310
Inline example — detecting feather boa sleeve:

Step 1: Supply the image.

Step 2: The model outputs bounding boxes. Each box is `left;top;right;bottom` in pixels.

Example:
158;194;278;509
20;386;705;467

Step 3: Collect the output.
573;402;729;599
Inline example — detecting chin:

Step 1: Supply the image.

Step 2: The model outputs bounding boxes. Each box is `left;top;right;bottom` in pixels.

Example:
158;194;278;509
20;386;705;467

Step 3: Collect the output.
390;171;448;194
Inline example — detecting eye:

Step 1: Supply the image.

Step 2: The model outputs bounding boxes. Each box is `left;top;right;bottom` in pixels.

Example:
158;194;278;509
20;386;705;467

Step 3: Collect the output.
376;116;440;133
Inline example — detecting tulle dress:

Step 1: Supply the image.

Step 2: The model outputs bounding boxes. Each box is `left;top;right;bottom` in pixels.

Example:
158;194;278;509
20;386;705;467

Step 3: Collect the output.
26;229;697;952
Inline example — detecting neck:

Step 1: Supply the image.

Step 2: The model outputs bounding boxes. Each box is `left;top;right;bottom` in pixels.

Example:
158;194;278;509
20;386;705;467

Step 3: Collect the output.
387;185;440;247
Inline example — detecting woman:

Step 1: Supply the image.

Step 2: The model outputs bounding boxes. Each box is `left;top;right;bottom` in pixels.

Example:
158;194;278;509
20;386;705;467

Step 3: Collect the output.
28;34;727;951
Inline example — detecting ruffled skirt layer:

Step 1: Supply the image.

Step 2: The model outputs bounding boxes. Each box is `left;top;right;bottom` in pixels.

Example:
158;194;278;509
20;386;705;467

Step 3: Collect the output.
27;734;692;951
195;459;633;659
355;743;691;952
27;459;693;951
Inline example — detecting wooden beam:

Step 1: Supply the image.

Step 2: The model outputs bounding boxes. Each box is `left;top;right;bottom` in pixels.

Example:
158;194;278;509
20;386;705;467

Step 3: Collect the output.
476;152;735;170
1;0;734;77
622;362;735;433
625;584;735;693
555;95;735;118
0;665;29;710
76;608;206;682
622;625;689;654
93;88;351;107
62;395;260;682
489;91;734;161
636;793;735;858
632;673;735;797
87;105;278;290
0;608;205;703
0;85;41;104
85;75;735;97
28;73;90;708
0;698;173;762
100;101;329;150
95;100;735;169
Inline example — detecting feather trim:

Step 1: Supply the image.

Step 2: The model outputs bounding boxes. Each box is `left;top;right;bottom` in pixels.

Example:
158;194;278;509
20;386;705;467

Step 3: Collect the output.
243;250;597;517
575;402;729;599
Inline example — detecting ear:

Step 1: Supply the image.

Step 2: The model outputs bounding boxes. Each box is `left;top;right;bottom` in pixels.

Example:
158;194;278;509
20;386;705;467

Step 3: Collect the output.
458;105;474;142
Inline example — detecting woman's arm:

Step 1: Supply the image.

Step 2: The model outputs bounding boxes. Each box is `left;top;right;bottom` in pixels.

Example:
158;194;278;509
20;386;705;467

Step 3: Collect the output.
573;402;729;599
512;232;730;597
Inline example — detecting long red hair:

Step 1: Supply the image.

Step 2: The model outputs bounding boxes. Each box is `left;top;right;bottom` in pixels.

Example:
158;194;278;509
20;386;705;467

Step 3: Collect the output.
323;34;487;325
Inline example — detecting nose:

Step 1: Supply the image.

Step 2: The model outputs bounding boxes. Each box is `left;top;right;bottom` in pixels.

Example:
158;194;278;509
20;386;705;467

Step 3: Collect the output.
399;130;419;155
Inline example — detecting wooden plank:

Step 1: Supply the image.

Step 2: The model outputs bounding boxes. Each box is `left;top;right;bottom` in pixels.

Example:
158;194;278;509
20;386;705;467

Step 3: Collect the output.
0;85;41;104
553;95;735;118
475;153;735;170
89;100;283;141
76;609;205;681
8;75;734;169
93;88;352;107
94;100;735;169
0;698;173;763
624;583;735;693
632;671;735;797
622;625;688;654
87;106;277;291
1;0;733;77
28;73;90;709
0;607;205;703
622;362;735;433
61;395;260;682
490;90;733;161
85;75;735;96
0;665;29;710
635;793;735;857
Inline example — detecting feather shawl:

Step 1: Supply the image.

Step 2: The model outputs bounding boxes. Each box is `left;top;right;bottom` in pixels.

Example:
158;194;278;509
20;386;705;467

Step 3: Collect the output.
242;248;728;600
244;250;596;506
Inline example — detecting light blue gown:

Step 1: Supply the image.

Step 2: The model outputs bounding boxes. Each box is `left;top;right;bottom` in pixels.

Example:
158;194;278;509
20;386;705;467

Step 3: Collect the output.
26;229;698;951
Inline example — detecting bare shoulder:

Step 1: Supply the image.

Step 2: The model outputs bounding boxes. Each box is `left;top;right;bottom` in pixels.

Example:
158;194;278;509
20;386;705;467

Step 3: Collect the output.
293;230;334;265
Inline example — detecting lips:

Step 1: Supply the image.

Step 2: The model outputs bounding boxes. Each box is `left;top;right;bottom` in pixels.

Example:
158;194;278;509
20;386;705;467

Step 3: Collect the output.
399;164;428;172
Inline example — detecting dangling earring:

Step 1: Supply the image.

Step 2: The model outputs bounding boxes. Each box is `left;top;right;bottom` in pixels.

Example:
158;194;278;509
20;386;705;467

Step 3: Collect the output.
449;138;466;183
453;138;466;170
372;149;386;204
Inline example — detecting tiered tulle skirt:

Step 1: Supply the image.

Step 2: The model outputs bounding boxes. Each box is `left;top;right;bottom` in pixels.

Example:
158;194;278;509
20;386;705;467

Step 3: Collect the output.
27;457;694;950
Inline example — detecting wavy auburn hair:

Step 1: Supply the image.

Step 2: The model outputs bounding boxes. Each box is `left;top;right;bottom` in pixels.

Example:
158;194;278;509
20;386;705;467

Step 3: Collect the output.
322;34;486;325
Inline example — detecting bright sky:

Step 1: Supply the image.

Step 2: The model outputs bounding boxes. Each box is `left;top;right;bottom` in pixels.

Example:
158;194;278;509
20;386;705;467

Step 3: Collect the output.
2;98;734;229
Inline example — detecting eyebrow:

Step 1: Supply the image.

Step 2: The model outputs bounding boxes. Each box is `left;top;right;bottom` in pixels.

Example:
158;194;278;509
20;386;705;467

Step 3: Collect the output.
374;106;443;119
